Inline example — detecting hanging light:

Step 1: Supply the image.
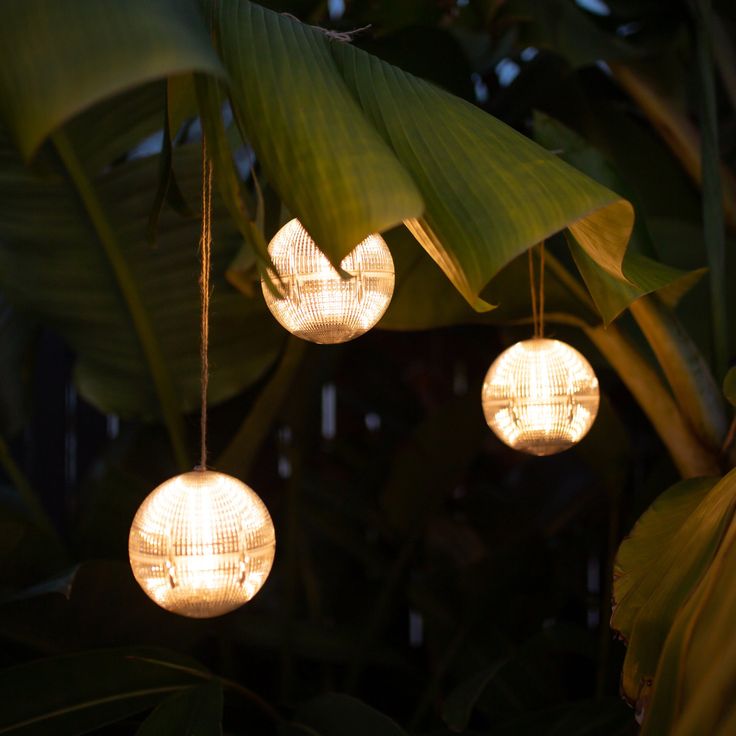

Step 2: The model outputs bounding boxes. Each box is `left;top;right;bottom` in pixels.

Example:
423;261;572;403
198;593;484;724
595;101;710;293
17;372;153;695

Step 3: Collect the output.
481;337;600;456
261;218;395;344
129;140;275;618
129;470;275;618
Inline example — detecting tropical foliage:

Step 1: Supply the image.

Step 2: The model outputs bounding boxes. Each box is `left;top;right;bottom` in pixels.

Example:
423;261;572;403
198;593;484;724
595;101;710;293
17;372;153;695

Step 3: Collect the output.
0;0;734;734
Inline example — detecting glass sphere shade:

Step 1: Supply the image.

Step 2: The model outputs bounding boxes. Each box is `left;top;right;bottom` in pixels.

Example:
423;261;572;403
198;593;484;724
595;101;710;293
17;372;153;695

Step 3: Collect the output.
481;338;600;456
129;470;275;618
261;218;395;344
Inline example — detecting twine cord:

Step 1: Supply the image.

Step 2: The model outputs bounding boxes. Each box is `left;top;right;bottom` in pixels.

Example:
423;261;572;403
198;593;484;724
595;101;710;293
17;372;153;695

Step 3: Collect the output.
528;242;546;338
199;137;213;470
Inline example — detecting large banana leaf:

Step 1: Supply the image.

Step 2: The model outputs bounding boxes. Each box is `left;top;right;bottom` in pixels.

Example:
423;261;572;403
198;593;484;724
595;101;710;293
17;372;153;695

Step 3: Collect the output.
612;471;735;708
533;114;701;324
641;505;736;736
212;1;635;309
0;127;283;426
0;0;223;158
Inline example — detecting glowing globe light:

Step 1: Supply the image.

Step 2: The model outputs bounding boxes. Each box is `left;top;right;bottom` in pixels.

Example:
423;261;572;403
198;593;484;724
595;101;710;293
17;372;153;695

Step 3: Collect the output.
481;338;600;456
262;218;395;344
129;470;275;618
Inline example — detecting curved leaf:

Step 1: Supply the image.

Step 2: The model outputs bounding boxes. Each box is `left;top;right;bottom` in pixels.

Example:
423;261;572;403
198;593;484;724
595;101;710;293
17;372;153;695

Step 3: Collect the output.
0;0;223;158
0;129;283;422
0;647;208;736
212;1;423;265
642;494;736;735
332;40;634;309
612;471;735;704
534;113;700;324
136;681;223;736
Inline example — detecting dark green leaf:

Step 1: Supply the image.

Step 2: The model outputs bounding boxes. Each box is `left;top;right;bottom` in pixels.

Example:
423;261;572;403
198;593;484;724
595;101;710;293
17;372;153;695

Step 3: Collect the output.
723;367;736;407
0;0;222;158
441;661;505;732
136;681;223;736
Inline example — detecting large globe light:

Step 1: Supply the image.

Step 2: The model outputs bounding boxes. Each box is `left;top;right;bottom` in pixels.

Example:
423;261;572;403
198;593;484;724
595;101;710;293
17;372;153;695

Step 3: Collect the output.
481;338;600;456
261;218;395;344
129;470;275;618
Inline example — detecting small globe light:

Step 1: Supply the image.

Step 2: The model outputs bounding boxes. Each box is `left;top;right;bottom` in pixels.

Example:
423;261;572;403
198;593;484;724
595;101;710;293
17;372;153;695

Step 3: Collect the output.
261;218;395;344
129;470;275;618
481;338;600;456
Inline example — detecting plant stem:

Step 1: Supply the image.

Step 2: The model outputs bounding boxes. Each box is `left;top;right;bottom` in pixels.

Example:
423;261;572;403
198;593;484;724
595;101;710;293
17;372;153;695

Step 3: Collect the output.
585;323;721;477
52;130;189;472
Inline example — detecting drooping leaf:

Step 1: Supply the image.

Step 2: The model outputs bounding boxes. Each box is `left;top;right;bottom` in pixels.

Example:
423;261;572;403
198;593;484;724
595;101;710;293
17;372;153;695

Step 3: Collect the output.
332;39;634;309
641;495;736;735
612;470;735;704
212;0;424;266
0;0;223;158
534;113;700;324
0;128;283;421
290;693;408;736
0;647;209;736
136;681;223;736
379;226;593;331
210;2;634;309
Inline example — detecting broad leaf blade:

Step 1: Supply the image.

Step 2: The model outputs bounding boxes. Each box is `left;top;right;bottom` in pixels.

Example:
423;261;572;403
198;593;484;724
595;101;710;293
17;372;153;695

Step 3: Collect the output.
0;0;223;158
136;681;223;736
0;647;208;736
331;42;634;309
213;1;423;265
0;130;283;420
612;471;735;704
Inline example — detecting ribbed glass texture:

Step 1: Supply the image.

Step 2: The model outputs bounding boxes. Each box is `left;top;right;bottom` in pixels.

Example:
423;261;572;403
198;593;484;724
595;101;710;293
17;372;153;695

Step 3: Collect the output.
482;338;600;456
261;218;395;344
129;470;275;618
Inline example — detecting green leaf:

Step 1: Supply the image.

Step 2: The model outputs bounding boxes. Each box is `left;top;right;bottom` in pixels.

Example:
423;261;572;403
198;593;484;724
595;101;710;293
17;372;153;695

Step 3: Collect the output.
136;681;223;736
724;367;736;407
641;490;736;735
535;113;700;324
291;694;408;736
0;0;223;158
211;2;633;307
212;1;423;266
0;127;283;423
441;662;505;732
379;227;592;331
612;471;735;704
0;647;209;736
332;40;634;309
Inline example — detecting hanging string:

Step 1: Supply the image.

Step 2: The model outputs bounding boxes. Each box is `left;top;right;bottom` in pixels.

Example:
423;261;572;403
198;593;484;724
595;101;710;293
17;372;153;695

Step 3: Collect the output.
528;248;539;338
528;242;546;338
538;242;545;338
198;137;213;470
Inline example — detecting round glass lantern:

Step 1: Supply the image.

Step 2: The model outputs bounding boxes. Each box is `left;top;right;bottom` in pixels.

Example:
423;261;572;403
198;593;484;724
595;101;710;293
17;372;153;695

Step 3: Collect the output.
261;218;395;344
481;338;600;456
129;470;275;618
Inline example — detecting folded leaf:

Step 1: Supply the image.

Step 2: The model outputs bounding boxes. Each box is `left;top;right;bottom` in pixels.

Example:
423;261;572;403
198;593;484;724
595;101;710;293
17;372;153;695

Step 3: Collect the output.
0;0;223;158
612;471;735;704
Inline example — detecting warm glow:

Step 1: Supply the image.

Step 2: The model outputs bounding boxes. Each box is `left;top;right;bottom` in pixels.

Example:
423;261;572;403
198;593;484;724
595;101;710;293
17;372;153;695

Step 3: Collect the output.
128;470;275;618
261;218;395;344
481;338;599;456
